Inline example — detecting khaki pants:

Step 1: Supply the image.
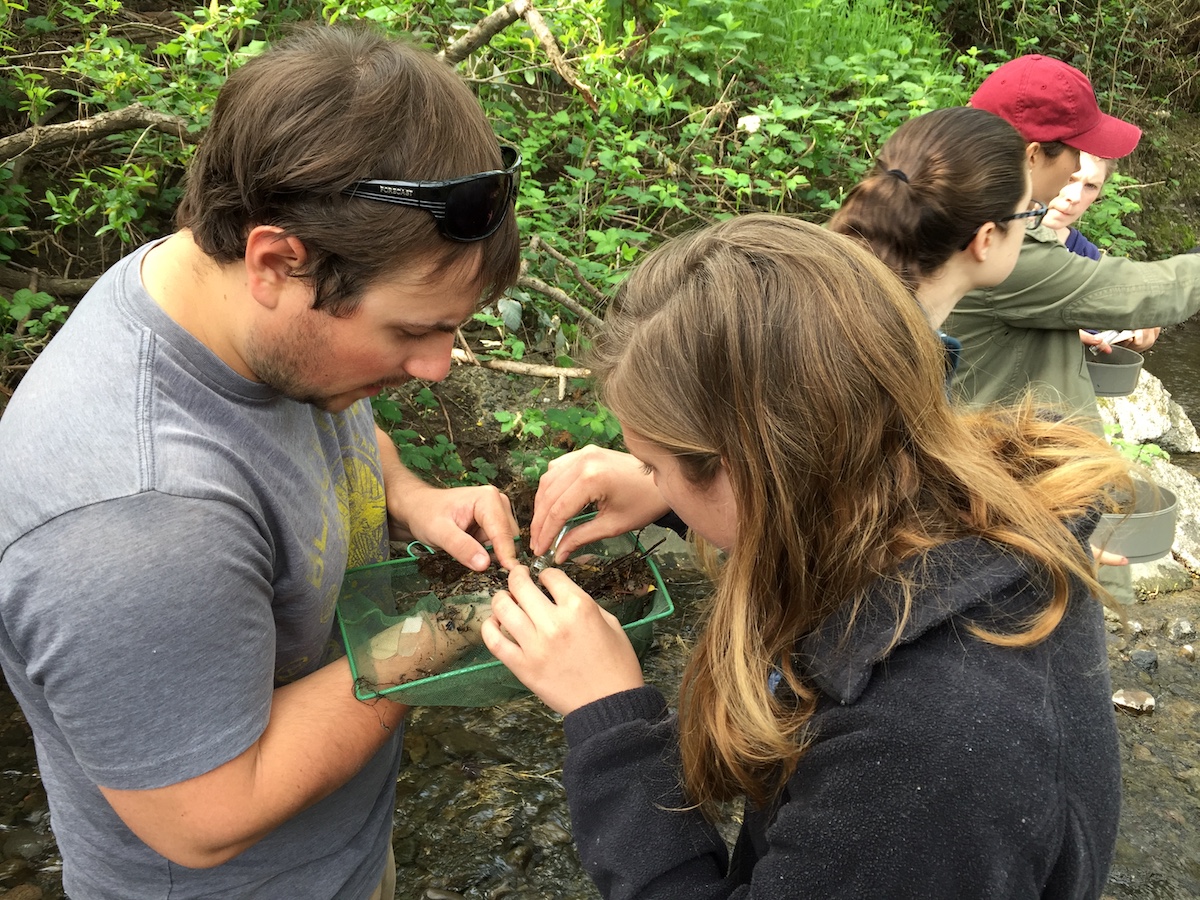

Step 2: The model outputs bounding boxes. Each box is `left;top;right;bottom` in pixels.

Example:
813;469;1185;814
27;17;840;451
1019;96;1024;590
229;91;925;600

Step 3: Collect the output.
367;839;397;900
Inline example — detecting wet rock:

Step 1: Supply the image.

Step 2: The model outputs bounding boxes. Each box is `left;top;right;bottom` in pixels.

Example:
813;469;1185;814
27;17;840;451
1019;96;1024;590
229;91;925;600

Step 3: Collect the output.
424;889;467;900
0;858;31;880
1098;372;1200;453
531;820;573;846
1132;555;1194;594
487;878;520;899
1141;456;1200;574
0;885;43;900
435;726;510;762
503;843;533;873
1132;743;1155;762
1180;644;1195;662
392;835;419;865
1113;689;1156;715
1168;619;1197;642
1;830;51;862
1130;649;1160;673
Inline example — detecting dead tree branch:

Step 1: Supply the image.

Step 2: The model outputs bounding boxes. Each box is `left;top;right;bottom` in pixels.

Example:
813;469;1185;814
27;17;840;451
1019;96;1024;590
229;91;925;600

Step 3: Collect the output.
517;270;604;329
441;0;528;64
0;103;197;165
530;235;607;306
522;4;598;111
452;347;590;379
441;0;598;112
0;266;93;298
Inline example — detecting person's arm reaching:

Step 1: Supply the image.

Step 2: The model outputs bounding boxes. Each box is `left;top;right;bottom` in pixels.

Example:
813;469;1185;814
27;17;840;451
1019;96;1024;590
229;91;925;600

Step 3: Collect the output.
99;608;481;868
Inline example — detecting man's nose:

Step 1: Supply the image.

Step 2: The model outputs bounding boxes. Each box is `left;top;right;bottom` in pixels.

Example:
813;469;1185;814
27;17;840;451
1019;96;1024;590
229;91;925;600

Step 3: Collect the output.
403;333;455;382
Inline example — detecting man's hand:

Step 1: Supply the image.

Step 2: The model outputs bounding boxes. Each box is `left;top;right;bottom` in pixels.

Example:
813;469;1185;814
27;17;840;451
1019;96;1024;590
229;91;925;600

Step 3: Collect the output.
1122;327;1161;353
362;603;492;688
531;446;669;562
391;481;518;571
376;425;517;570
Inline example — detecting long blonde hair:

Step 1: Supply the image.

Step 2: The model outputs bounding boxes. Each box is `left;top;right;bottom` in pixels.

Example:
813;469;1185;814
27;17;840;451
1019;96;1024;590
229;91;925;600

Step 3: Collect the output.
590;215;1130;815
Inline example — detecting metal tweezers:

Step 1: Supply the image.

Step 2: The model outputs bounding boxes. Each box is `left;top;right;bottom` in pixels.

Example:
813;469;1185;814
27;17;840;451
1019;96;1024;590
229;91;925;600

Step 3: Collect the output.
530;524;570;576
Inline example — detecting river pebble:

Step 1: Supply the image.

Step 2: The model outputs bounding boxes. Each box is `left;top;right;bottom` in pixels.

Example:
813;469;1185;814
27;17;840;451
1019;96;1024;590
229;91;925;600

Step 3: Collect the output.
1180;644;1195;662
0;831;51;863
1113;689;1156;715
1169;619;1196;642
1129;649;1159;673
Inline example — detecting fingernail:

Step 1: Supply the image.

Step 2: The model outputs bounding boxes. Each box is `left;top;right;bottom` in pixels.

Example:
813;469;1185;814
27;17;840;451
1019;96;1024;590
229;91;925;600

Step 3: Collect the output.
471;552;489;570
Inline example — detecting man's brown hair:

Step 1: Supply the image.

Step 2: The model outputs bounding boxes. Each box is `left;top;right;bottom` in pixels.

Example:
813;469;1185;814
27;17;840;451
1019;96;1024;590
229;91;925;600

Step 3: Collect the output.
176;24;520;314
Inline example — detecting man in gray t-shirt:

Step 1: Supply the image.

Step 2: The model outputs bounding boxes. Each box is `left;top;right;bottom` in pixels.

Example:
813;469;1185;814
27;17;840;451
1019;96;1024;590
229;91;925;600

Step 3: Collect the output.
0;26;522;900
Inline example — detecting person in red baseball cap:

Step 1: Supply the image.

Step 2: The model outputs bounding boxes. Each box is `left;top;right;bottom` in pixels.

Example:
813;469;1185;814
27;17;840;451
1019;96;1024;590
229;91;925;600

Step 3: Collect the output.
947;54;1200;606
970;54;1141;206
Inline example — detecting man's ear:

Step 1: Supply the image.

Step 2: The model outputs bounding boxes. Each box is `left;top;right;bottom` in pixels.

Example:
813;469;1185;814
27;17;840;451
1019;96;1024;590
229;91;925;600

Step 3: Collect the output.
967;221;997;262
244;225;308;309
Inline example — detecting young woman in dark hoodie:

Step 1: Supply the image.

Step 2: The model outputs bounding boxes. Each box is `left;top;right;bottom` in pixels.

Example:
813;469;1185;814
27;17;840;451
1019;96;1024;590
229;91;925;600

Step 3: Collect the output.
485;215;1130;900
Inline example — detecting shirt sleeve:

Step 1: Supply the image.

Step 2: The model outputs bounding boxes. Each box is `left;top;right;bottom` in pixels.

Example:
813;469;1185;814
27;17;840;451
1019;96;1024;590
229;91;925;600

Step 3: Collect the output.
1064;228;1102;260
987;233;1200;330
2;491;277;790
561;651;1061;900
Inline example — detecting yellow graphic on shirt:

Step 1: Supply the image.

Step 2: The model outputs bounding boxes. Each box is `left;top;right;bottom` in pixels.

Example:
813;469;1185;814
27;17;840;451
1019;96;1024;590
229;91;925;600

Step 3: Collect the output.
338;455;387;569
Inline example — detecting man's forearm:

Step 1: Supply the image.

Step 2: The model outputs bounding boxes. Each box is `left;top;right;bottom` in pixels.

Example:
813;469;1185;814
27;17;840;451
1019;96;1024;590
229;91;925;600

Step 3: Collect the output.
99;654;410;868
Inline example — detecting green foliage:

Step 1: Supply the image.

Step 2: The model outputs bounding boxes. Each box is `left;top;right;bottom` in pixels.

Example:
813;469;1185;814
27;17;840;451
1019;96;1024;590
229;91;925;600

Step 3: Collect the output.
0;288;69;372
935;0;1174;103
0;0;1165;452
1104;423;1170;466
742;0;948;73
1081;172;1146;257
495;402;623;484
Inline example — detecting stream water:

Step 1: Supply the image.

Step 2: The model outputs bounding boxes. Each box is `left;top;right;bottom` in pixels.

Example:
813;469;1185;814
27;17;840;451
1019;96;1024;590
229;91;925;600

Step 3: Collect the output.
3;326;1200;899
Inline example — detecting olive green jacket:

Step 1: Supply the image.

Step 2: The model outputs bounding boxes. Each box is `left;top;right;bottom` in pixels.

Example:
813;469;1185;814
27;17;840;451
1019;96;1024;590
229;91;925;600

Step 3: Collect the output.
945;228;1200;425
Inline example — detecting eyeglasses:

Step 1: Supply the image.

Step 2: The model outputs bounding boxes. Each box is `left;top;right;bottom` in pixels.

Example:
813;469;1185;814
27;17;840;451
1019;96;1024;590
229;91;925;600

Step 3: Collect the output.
342;145;521;242
998;199;1049;231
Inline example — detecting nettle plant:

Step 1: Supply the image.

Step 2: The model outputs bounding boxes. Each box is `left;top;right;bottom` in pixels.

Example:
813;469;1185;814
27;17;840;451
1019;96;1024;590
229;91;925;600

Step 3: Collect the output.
1104;423;1170;467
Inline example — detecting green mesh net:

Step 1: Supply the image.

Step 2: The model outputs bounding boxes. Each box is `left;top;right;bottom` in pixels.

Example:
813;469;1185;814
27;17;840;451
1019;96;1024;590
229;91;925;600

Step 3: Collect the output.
336;524;674;707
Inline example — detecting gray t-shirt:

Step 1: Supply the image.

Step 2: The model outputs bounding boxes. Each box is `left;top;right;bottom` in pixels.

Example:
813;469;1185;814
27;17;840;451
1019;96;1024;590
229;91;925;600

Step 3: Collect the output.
0;241;397;899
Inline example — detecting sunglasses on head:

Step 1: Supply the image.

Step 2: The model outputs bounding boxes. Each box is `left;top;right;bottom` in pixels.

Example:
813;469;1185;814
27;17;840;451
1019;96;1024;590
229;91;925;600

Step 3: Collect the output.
342;145;521;242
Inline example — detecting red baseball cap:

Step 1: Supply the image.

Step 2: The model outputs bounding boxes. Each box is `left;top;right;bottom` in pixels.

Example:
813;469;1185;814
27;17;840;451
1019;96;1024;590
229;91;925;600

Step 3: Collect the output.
969;55;1141;159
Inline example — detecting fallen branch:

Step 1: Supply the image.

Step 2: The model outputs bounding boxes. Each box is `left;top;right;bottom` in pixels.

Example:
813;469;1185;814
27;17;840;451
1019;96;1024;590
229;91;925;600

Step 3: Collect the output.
0;266;93;298
441;0;528;64
0;103;197;165
522;4;598;112
452;347;590;379
530;235;607;306
517;272;604;329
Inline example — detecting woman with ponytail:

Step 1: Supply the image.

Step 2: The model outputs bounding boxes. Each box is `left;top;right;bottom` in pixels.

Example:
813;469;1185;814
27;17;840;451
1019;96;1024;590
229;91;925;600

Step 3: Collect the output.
828;105;1034;328
486;215;1129;900
529;107;1036;563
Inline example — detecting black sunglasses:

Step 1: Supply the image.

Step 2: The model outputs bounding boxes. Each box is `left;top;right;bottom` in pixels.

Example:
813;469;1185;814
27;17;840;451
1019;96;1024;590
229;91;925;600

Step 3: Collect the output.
342;145;521;242
998;199;1049;230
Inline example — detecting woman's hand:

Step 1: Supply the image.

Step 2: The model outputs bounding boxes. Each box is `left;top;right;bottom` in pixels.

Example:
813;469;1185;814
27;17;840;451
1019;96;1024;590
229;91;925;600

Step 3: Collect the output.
482;566;645;716
531;446;669;561
1092;545;1128;567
